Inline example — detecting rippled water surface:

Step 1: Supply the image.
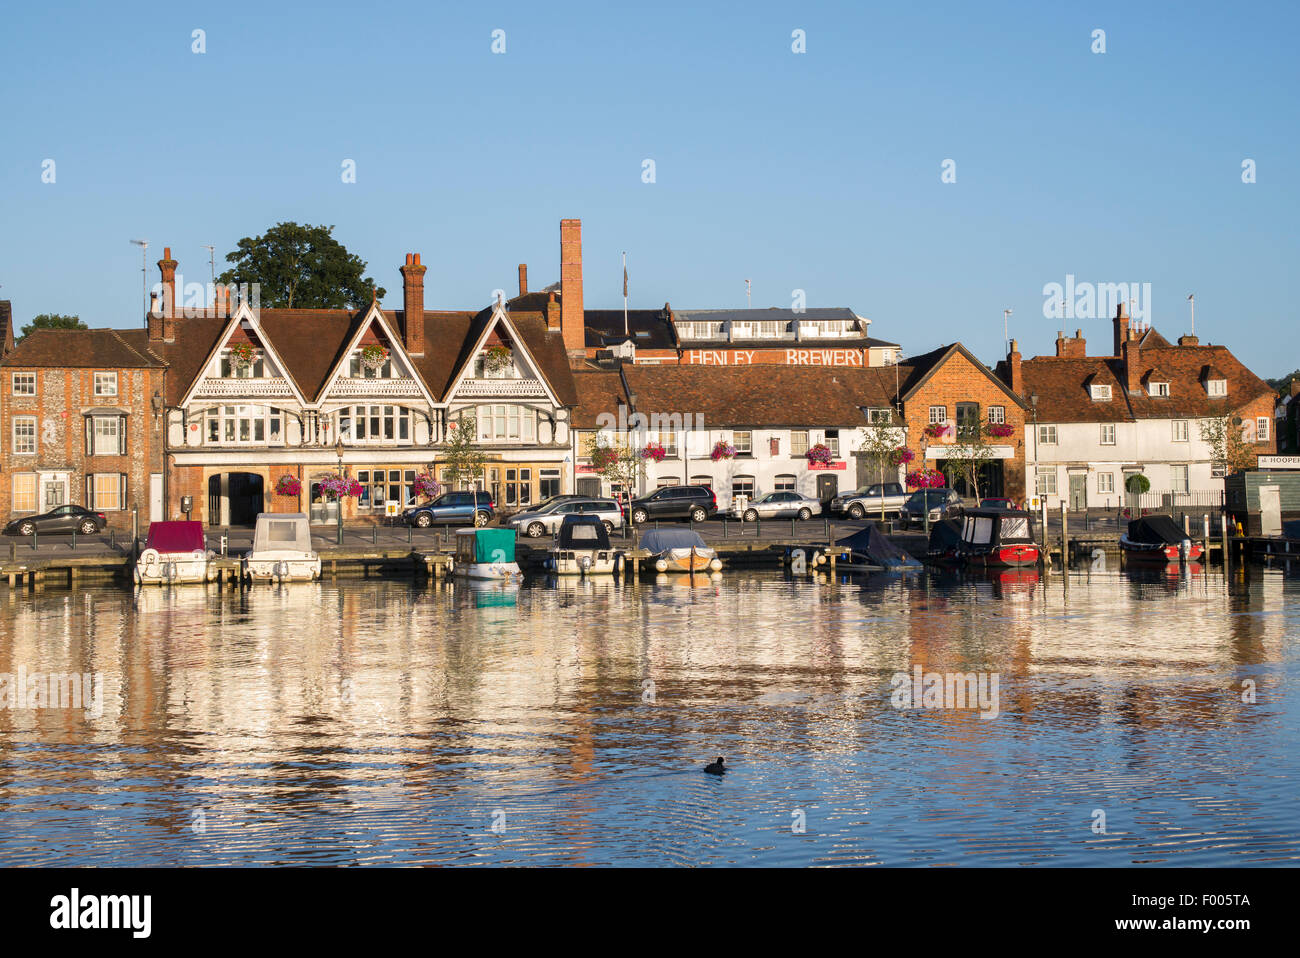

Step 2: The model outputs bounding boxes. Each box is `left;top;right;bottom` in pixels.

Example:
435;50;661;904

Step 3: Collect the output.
1;566;1297;866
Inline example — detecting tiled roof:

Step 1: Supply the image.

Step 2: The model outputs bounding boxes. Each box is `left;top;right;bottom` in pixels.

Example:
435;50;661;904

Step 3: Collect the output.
584;309;676;349
673;307;862;325
1022;344;1273;423
1;328;166;369
570;370;628;428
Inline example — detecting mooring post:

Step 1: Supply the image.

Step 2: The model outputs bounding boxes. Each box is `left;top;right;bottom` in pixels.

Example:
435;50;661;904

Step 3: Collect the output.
1060;502;1068;568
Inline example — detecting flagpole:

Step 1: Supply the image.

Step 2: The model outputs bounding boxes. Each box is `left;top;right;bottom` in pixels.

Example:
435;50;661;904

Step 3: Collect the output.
622;251;628;338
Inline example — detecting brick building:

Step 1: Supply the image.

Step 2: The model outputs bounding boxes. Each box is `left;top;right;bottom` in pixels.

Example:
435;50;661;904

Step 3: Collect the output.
0;316;168;528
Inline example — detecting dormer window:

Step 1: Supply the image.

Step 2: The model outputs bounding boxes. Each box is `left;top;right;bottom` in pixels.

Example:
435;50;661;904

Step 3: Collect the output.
1090;384;1112;401
349;349;392;379
476;345;517;379
1148;381;1169;397
1207;378;1227;397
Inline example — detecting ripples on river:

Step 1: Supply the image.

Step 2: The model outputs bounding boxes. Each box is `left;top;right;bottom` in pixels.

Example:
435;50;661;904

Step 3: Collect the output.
0;566;1297;866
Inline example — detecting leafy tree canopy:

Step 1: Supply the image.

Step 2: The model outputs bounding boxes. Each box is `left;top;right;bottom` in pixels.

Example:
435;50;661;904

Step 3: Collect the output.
217;222;384;309
19;313;87;341
1267;369;1300;393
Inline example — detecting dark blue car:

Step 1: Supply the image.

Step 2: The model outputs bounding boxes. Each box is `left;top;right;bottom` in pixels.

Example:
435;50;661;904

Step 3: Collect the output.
402;491;495;528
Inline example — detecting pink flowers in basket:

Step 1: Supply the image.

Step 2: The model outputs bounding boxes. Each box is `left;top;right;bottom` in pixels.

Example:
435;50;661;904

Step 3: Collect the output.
905;468;947;489
413;472;441;500
711;440;736;461
987;422;1015;439
274;475;302;497
319;473;363;500
805;443;834;465
892;447;915;466
641;441;666;462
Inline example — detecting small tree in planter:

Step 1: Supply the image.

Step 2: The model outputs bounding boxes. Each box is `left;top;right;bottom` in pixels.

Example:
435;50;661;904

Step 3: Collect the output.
587;434;644;515
442;417;486;502
1124;472;1150;517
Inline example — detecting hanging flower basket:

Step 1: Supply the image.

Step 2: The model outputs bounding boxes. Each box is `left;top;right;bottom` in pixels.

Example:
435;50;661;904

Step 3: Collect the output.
905;468;947;489
484;345;513;373
413;471;440;501
711;440;736;462
805;443;834;465
274;475;302;497
359;344;388;370
591;446;621;471
923;422;951;440
318;473;364;501
987;422;1015;439
891;447;915;466
641;441;666;462
228;342;257;369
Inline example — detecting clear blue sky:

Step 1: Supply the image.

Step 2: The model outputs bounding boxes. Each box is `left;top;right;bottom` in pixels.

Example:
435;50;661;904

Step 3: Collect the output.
2;1;1296;374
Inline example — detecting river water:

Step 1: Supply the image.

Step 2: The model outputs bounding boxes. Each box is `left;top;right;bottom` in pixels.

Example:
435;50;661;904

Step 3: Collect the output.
0;565;1297;867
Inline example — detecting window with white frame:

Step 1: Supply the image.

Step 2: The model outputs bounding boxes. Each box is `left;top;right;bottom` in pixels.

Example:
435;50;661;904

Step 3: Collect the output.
1172;420;1189;442
1038;424;1058;445
205;405;285;445
1171;464;1189;492
1256;417;1270;442
824;429;840;458
86;415;126;456
652;430;678;457
1091;384;1112;401
1148;381;1170;397
731;475;755;499
87;473;126;511
928;405;947;424
11;473;37;512
476;404;536;442
988;406;1006;424
1035;468;1057;495
337;405;411;443
867;408;893;424
1097;472;1114;494
348;352;395;379
219;352;266;378
94;372;118;397
1100;423;1116;445
11;372;35;396
791;431;809;456
774;474;797;492
13;417;36;454
733;430;752;455
1211;462;1228;478
656;477;680;488
1207;379;1227;397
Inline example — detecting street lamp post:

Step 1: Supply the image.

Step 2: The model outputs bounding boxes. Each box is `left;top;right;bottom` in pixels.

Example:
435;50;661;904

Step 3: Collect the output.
335;437;345;546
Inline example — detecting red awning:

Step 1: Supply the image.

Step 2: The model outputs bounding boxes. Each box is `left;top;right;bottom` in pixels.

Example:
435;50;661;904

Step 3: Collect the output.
145;521;206;554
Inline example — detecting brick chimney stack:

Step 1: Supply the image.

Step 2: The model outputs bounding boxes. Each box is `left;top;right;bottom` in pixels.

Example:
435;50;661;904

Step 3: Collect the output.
1122;330;1142;395
1055;329;1087;358
400;253;426;356
518;264;528;297
560;218;584;356
157;247;178;341
545;290;561;331
1007;339;1023;395
213;284;231;317
1178;333;1199;346
1112;302;1129;356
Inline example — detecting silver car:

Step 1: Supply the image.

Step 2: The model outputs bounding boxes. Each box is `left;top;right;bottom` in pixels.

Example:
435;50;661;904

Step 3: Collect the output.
508;498;624;538
736;491;823;521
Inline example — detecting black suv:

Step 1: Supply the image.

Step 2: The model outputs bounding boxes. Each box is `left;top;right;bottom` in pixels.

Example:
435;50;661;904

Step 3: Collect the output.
623;485;718;525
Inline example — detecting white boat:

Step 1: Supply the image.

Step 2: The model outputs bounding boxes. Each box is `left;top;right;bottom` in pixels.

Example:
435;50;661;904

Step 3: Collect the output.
640;528;722;574
135;521;212;585
546;515;622;576
243;513;321;582
453;527;523;580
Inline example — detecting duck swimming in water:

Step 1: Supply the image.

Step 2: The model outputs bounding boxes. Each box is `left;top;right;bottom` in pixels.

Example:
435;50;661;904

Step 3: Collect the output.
704;756;726;775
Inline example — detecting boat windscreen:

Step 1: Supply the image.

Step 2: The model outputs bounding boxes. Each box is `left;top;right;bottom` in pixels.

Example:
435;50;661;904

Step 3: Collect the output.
558;516;612;550
969;517;994;545
253;513;312;553
1000;516;1031;542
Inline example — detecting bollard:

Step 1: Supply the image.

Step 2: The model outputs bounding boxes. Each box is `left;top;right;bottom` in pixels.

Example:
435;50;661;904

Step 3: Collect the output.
1183;514;1190;537
71;528;76;551
110;529;115;550
32;528;37;552
408;524;413;545
373;525;378;546
723;518;728;539
791;517;796;537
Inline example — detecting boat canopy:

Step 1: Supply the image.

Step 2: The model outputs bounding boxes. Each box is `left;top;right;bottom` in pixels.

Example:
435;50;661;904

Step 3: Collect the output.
145;521;206;554
557;515;611;551
928;518;963;553
1128;515;1187;545
252;513;313;554
961;508;1035;545
457;527;517;563
836;525;922;568
641;528;707;554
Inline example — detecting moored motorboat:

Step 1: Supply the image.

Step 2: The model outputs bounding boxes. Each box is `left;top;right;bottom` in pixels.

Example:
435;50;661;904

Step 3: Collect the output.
958;508;1040;567
833;525;923;572
135;521;212;585
925;518;964;565
243;513;321;582
547;514;622;575
453;527;523;580
1119;515;1203;563
640;528;721;574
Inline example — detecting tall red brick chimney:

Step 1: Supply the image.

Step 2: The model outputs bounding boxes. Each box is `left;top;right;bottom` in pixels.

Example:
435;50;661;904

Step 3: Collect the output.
1122;332;1141;395
157;247;178;341
400;253;426;356
518;264;528;297
1007;339;1023;395
1112;303;1129;356
560;219;584;355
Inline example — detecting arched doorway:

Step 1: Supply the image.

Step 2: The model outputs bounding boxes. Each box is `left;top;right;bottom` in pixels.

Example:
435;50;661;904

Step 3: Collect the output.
207;472;265;526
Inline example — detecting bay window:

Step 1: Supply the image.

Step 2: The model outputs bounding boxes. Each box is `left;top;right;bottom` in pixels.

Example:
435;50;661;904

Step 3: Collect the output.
204;406;285;445
336;405;411;443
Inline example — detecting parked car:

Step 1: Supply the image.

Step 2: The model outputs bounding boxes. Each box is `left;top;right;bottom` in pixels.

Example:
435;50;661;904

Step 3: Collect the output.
830;483;909;519
736;491;822;521
623;485;718;525
898;489;964;528
978;497;1015;510
403;491;495;528
4;504;106;537
508;498;624;537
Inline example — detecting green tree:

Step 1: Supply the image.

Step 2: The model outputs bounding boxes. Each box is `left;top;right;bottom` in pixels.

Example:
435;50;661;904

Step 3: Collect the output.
19;313;87;341
441;416;486;491
856;414;909;520
585;432;644;512
942;419;998;502
217;222;384;309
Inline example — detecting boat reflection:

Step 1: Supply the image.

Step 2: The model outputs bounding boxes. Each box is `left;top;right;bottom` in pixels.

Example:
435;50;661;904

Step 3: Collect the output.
653;571;723;590
457;578;520;607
